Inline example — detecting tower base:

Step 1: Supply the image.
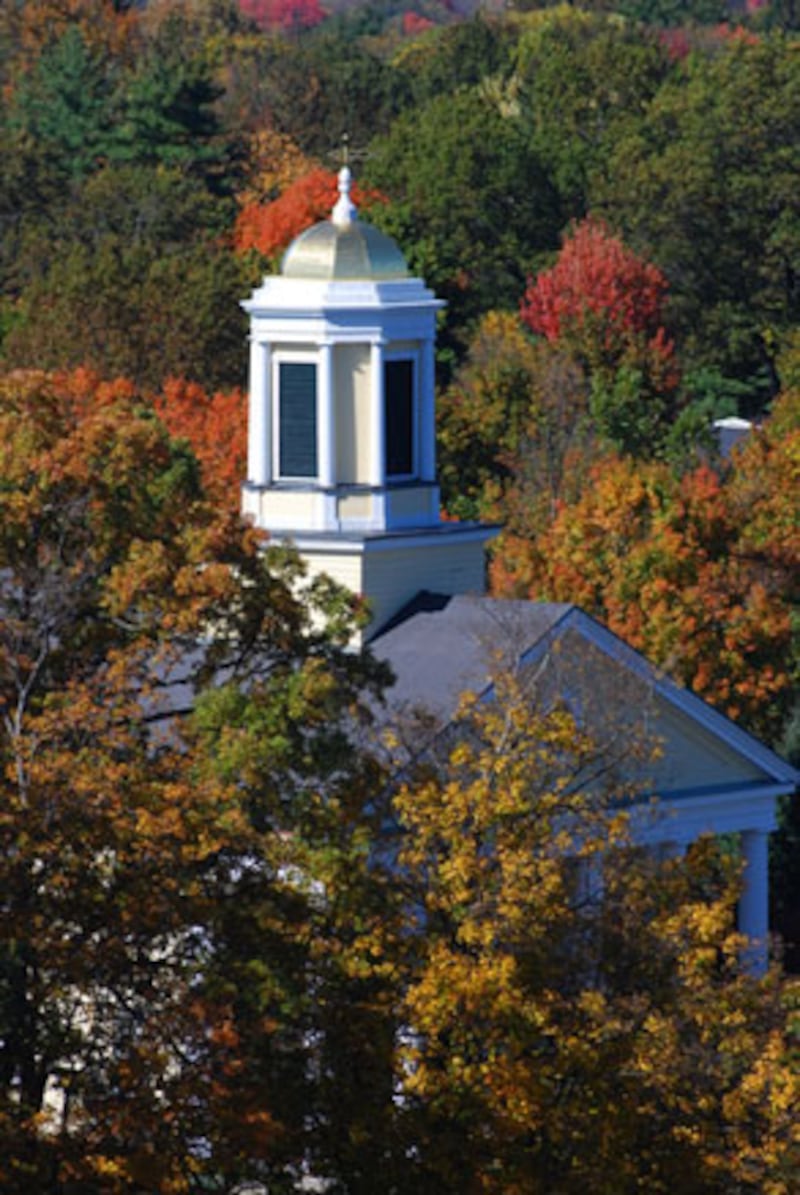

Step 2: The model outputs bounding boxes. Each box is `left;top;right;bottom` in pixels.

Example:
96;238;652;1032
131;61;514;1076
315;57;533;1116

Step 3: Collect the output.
281;522;498;643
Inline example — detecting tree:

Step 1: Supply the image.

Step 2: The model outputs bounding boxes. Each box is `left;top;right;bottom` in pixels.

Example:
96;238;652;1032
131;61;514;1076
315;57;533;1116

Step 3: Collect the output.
239;0;325;31
155;377;248;509
393;674;800;1192
236;126;317;208
521;217;671;364
184;665;400;1192
108;9;237;190
491;402;798;744
394;13;517;107
6;24;116;181
220;29;408;162
512;7;673;220
0;366;392;1191
437;310;596;523
3;165;251;392
615;0;728;28
598;33;800;401
520;216;680;457
364;87;562;369
234;167;383;263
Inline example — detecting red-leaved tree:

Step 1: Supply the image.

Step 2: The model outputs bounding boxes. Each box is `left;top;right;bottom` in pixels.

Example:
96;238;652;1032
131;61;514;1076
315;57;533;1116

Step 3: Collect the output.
521;216;679;456
238;0;325;32
521;216;673;370
402;11;435;35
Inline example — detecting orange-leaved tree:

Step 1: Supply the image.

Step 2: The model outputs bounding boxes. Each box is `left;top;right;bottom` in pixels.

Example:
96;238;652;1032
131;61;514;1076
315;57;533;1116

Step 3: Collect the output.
0;366;394;1192
492;392;800;742
155;376;247;510
236;127;318;209
234;167;384;262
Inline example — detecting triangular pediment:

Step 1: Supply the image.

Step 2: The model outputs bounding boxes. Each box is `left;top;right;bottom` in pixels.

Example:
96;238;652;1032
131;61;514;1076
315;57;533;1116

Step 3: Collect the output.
372;595;798;809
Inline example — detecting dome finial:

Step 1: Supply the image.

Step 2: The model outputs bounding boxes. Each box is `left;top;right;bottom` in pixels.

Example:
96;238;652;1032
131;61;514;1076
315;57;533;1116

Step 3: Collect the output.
332;133;357;226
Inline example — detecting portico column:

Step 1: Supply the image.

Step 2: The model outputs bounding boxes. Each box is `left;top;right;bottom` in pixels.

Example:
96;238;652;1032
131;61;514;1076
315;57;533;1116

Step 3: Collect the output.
247;338;271;486
576;854;604;910
318;341;335;489
739;829;769;974
419;336;437;483
370;339;386;488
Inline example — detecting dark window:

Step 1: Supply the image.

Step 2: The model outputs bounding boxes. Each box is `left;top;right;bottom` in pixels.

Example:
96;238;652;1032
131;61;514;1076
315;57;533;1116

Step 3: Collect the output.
385;359;414;477
279;362;317;478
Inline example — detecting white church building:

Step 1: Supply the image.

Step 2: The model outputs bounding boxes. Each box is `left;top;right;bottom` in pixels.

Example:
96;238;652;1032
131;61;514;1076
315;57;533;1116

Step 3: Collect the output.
241;166;798;970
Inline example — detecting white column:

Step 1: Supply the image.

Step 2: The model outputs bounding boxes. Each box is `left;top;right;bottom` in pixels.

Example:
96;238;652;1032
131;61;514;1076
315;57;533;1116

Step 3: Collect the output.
247;338;271;486
370;339;386;489
576;854;604;910
419;337;437;483
739;829;770;975
318;341;335;489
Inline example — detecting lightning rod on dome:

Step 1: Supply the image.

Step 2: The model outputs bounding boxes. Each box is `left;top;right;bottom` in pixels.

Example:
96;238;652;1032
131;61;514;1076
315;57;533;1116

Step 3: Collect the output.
332;132;357;227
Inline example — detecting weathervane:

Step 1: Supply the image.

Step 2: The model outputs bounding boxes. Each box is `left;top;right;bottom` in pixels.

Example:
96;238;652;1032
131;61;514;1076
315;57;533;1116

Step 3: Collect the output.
332;134;357;226
331;131;367;169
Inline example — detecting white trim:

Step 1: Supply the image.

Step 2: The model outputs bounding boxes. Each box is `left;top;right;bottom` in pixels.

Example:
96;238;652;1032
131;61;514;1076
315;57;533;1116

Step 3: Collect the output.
517;607;799;787
739;829;769;974
632;782;785;844
247;338;271;486
369;340;386;489
419;337;436;483
242;275;444;318
318;341;335;490
283;524;499;555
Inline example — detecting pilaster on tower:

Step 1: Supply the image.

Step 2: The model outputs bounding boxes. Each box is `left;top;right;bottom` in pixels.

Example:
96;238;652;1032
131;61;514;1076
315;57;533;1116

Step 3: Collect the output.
241;166;497;640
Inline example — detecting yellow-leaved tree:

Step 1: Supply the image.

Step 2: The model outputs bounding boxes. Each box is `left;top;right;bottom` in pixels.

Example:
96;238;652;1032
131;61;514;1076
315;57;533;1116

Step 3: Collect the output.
392;673;800;1193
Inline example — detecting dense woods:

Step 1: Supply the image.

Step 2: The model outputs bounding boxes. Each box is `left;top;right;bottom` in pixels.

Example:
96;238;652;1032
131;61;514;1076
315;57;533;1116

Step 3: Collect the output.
1;0;799;1189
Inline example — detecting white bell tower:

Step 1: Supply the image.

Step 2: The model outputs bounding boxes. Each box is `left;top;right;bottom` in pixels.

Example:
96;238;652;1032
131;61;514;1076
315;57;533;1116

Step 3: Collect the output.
242;167;495;638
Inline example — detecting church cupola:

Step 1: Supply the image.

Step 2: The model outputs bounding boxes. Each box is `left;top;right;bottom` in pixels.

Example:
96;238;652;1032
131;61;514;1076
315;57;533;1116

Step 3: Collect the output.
241;166;495;639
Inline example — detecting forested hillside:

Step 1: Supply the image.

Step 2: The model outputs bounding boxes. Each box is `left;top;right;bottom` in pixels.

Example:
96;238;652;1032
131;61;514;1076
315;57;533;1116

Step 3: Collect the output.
2;0;796;741
1;1;799;1189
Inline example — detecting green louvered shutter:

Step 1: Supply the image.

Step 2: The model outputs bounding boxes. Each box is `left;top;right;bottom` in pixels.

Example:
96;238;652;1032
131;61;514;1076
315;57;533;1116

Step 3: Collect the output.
385;359;414;477
279;362;317;478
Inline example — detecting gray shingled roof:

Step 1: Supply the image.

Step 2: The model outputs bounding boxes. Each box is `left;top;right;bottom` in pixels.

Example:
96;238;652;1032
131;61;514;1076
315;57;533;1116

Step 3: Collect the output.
370;592;573;722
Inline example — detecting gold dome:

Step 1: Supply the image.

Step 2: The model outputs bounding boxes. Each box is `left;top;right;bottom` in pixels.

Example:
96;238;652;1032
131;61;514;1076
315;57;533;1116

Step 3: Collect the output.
281;167;409;282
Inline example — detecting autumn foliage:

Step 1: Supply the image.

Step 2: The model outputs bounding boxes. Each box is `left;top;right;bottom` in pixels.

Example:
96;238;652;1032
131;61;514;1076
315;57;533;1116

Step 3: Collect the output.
516;217;682;457
4;0;138;67
492;393;800;741
438;310;598;522
1;365;799;1190
2;6;800;1188
393;676;800;1192
155;377;247;510
0;365;390;1191
403;11;436;35
238;0;325;32
521;216;675;374
238;128;317;208
234;168;385;260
